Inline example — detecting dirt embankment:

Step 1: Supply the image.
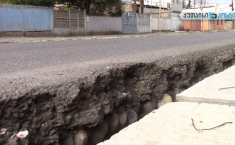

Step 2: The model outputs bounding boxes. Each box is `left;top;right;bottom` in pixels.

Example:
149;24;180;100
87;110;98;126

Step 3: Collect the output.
0;47;234;145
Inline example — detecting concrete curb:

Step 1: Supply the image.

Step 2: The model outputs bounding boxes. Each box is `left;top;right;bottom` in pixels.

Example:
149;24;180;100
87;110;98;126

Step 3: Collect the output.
177;65;235;106
99;102;235;145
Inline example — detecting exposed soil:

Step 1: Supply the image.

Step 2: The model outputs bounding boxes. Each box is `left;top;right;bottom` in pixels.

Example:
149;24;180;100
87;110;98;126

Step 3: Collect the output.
0;47;234;145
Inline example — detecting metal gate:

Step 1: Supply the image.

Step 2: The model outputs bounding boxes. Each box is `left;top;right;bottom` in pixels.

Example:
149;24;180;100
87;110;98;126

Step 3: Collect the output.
122;11;138;34
53;9;85;36
138;14;151;33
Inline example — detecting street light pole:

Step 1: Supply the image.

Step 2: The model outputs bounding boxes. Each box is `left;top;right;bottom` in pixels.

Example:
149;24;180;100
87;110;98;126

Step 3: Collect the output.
159;0;162;31
134;0;136;13
194;0;195;10
232;0;234;30
201;0;203;31
141;0;144;13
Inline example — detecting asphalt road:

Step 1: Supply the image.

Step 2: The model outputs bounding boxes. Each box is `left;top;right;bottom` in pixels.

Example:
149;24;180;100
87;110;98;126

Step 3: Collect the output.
0;31;235;98
1;32;235;75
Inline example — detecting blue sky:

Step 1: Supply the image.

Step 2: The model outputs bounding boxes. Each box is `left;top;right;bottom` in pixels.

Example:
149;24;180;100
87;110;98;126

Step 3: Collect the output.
143;0;234;11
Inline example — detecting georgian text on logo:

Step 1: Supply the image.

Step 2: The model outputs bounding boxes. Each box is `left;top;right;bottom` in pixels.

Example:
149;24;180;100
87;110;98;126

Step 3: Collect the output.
180;12;235;20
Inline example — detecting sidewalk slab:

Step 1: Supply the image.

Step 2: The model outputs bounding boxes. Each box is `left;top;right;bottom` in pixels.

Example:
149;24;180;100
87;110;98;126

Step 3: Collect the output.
99;102;235;145
177;65;235;106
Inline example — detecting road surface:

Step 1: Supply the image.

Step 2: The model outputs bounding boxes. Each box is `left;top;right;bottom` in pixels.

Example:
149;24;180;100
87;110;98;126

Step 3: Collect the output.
0;31;235;98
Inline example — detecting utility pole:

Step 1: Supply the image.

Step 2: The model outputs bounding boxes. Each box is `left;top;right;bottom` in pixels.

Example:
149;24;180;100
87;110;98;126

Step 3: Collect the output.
151;0;152;13
141;0;144;13
159;0;162;31
232;0;234;30
200;0;202;31
194;0;195;10
134;0;136;13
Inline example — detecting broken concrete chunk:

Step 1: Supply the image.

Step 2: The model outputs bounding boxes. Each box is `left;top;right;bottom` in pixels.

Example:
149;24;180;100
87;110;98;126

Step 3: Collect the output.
118;111;127;125
60;135;74;145
92;121;108;145
16;130;29;139
158;94;173;107
0;128;7;132
127;109;138;125
106;113;119;133
74;130;88;145
0;132;6;135
0;128;7;135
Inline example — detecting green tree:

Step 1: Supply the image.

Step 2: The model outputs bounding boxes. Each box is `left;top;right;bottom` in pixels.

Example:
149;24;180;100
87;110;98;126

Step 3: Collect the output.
1;0;57;6
1;0;122;15
89;0;122;16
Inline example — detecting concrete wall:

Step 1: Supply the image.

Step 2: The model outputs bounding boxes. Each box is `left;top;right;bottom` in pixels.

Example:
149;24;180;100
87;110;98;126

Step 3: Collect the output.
152;18;171;31
151;12;182;31
171;12;182;31
86;16;122;35
53;28;85;36
144;8;160;13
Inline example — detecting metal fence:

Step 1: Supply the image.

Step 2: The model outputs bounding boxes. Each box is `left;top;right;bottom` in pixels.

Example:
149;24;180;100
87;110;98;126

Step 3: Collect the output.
138;14;151;33
53;9;85;36
122;12;151;34
0;4;53;32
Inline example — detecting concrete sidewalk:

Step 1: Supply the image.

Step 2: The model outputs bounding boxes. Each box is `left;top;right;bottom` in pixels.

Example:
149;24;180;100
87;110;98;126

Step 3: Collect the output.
0;31;177;44
99;66;235;145
177;65;235;106
0;30;234;44
99;102;235;145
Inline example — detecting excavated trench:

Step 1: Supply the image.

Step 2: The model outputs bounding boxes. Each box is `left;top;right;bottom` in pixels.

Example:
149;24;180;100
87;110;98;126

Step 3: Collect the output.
0;47;235;145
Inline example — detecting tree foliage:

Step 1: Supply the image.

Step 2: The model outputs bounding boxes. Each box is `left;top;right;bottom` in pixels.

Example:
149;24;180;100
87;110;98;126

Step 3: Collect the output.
1;0;56;6
89;0;122;16
1;0;122;15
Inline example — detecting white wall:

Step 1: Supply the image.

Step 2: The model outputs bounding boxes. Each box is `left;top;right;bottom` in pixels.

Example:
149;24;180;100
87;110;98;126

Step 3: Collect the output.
86;16;122;35
151;12;182;31
171;12;182;31
144;8;159;13
54;28;85;36
151;18;171;31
